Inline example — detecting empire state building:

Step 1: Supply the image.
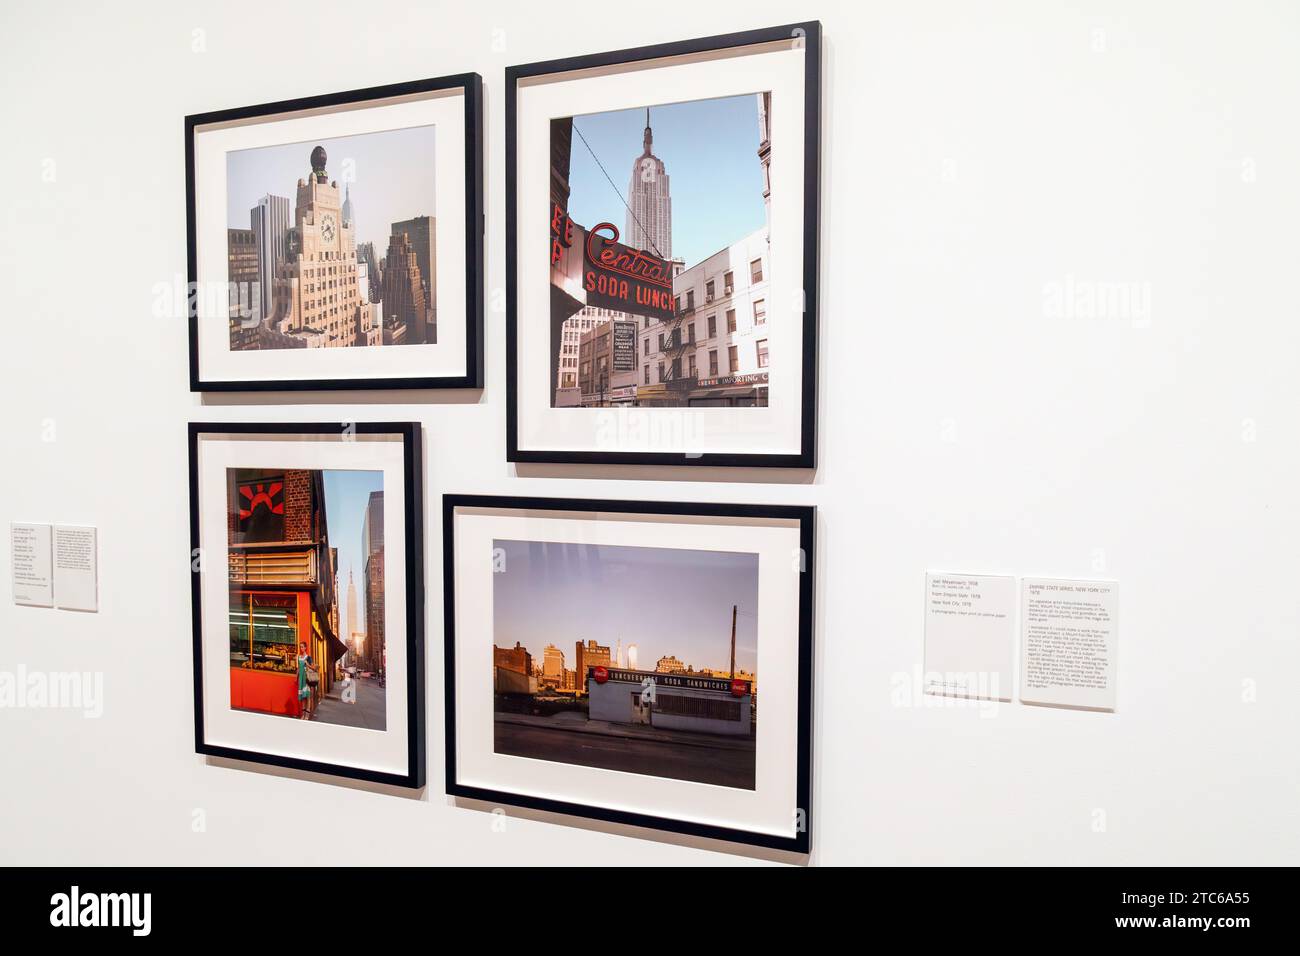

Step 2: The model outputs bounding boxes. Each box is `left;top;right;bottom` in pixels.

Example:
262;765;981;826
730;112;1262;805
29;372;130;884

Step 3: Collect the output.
552;108;674;404
624;109;672;259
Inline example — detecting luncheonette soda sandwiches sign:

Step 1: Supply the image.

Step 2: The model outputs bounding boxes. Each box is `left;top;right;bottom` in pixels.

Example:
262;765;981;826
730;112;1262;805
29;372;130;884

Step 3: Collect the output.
589;665;750;696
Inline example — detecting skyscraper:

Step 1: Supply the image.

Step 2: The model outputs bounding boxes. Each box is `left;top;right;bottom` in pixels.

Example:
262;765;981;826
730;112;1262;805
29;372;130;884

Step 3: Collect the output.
555;112;673;406
346;567;358;645
390;215;436;310
249;194;290;324
624;108;672;259
278;146;366;347
361;490;384;556
226;227;259;347
381;232;431;344
357;241;382;304
362;491;385;674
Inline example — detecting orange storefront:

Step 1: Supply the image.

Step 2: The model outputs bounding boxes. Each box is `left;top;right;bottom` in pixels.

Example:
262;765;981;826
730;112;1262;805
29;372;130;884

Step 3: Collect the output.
230;589;337;717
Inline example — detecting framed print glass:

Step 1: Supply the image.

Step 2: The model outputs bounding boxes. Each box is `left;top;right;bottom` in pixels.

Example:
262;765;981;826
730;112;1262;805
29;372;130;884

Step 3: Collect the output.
186;74;484;391
506;22;820;466
189;423;424;788
444;495;814;852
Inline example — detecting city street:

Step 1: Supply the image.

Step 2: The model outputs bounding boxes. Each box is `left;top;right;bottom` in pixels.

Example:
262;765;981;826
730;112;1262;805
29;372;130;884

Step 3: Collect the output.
493;712;755;789
315;676;386;731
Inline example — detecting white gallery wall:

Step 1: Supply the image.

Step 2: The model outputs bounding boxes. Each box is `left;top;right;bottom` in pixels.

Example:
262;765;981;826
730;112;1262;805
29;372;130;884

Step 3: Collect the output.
1;0;1296;865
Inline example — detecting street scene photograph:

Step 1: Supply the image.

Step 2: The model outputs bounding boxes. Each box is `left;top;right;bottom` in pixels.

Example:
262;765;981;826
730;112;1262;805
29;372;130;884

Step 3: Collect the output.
225;125;438;351
548;92;774;408
491;539;759;789
227;467;387;730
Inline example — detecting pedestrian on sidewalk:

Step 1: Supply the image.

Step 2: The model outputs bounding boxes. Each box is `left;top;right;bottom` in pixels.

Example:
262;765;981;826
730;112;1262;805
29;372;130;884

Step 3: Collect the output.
297;643;316;720
340;668;357;705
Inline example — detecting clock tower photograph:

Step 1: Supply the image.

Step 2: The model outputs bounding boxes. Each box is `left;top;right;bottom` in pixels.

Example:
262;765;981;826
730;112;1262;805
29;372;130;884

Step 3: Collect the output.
224;125;439;351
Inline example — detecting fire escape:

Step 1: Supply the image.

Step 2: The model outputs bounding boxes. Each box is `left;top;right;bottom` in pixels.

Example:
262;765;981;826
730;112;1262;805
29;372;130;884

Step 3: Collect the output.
660;296;696;394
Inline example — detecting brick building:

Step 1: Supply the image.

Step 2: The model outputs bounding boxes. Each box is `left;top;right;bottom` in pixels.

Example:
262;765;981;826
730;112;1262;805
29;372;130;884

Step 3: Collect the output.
574;639;611;694
494;641;533;676
493;642;535;695
227;468;346;718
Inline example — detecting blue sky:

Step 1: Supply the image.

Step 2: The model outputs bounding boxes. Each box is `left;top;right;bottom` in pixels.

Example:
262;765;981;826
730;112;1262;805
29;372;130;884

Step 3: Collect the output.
566;93;767;269
323;469;383;636
226;124;437;254
492;540;759;674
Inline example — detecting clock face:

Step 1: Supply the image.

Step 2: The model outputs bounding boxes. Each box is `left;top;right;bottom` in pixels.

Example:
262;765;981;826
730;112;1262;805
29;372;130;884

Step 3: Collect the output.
321;213;336;244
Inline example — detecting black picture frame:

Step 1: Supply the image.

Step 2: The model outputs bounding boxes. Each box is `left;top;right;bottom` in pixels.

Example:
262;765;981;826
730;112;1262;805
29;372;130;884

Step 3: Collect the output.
443;493;814;853
506;22;821;467
186;73;484;392
189;422;425;789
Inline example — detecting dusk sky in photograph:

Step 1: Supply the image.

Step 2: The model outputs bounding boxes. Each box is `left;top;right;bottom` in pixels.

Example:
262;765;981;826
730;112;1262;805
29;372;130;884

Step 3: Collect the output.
226;124;437;254
492;540;759;674
566;93;767;269
323;469;382;635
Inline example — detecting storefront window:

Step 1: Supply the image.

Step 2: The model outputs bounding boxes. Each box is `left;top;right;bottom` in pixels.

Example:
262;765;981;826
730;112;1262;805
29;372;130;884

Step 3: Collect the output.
229;593;299;674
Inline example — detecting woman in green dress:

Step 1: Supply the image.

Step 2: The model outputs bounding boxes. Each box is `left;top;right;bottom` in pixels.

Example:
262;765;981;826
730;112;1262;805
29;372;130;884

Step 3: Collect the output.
297;642;313;720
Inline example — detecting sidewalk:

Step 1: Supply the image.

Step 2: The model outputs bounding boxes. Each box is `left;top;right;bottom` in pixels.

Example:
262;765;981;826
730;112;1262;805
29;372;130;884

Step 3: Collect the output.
493;710;754;751
315;677;386;731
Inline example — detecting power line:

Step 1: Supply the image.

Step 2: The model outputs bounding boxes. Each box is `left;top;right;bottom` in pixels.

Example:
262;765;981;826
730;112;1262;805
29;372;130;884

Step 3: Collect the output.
571;120;666;260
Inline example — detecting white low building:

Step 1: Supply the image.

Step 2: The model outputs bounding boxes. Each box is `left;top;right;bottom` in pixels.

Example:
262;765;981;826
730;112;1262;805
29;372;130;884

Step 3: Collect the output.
586;667;753;736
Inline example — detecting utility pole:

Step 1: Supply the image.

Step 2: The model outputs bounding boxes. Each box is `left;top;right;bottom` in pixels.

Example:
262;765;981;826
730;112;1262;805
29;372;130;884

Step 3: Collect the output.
729;604;737;679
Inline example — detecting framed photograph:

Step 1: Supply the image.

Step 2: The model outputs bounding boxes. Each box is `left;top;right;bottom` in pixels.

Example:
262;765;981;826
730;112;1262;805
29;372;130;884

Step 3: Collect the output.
506;22;820;466
189;422;424;788
444;494;814;852
186;74;484;391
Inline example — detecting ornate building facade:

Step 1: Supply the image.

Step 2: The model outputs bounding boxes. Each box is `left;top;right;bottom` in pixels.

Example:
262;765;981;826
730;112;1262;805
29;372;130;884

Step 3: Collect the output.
625;108;672;260
275;146;375;348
